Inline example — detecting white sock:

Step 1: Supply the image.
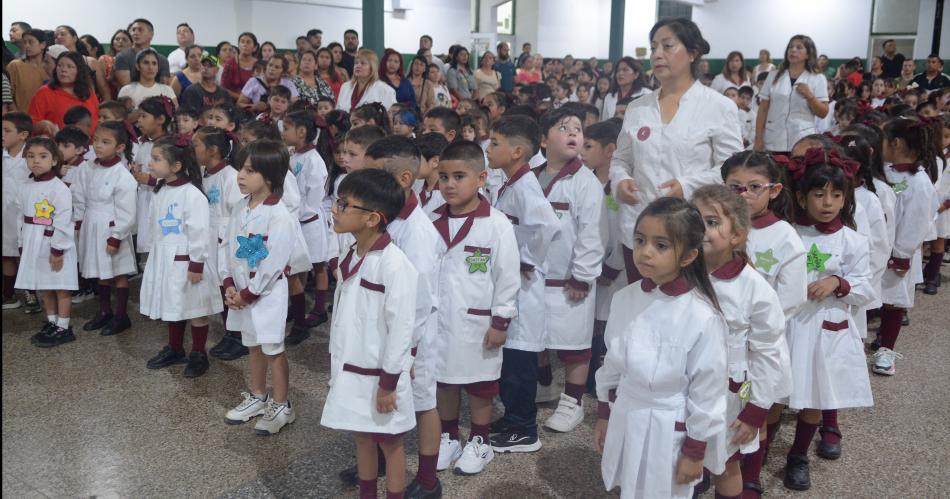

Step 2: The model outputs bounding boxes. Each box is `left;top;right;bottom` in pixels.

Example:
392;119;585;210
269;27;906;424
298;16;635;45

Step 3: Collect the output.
253;393;268;402
47;314;58;324
56;317;70;329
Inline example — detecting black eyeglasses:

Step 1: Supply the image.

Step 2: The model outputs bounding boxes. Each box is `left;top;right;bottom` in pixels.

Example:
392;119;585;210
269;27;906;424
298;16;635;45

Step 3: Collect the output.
335;198;375;214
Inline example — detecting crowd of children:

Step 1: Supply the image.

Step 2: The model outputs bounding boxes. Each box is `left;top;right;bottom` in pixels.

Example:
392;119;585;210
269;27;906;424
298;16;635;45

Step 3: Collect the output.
3;14;949;499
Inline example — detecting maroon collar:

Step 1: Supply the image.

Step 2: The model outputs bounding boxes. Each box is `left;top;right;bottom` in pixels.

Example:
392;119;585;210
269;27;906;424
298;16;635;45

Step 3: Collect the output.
69;156;84;167
397;191;419;220
164;176;190;187
640;275;692;297
497;163;532;200
889;163;920;173
263;193;281;205
711;253;747;280
339;232;392;281
294;143;316;155
30;171;57;182
139;135;153;144
751;210;780;229
533;157;583;197
95;155;121;167
433;195;491;249
205;161;229;177
420;181;439;206
797;215;843;234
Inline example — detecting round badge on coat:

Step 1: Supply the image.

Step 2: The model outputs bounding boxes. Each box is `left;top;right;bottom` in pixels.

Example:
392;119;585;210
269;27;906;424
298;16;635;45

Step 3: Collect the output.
637;127;651;141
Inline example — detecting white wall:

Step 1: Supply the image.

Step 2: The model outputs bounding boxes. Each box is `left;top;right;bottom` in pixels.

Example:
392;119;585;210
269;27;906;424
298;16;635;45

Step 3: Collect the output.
536;0;611;59
622;0;658;58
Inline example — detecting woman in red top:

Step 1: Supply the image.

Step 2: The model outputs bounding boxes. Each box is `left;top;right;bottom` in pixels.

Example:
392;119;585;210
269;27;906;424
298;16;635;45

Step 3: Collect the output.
28;52;99;135
316;47;345;99
221;32;259;100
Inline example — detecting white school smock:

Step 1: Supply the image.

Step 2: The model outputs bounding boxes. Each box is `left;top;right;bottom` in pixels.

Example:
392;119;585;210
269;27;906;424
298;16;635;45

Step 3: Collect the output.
787;219;874;410
759;70;829;152
280;170;313;275
738;108;756;146
71;156;138;279
872;177;897;248
203;162;243;286
746;212;808;318
600;87;652;122
853;185;890;339
704;256;790;470
2;147;29;257
14;173;78;290
881;164;939;308
434;196;520;384
139;180;223;321
595;180;628;322
534;159;605;351
710;74;751;95
610;80;743;249
290;146;330;263
322;233;418;434
387;192;445;412
133;138;156;253
937;159;950;237
493;165;560;352
219;194;295;343
596;276;728;498
417;180;446;221
335;80;397;113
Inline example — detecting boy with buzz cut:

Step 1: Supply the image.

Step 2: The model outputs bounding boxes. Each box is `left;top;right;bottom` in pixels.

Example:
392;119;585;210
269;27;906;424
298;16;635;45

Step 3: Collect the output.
486;114;560;454
414;132;449;220
422;107;461;143
321;168;418;499
434;141;520;476
533;107;604;433
2;112;41;312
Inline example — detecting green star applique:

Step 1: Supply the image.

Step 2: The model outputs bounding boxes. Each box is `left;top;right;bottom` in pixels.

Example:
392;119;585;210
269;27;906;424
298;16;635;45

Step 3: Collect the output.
806;243;832;272
891;180;908;194
465;249;490;273
754;248;780;272
605;194;619;212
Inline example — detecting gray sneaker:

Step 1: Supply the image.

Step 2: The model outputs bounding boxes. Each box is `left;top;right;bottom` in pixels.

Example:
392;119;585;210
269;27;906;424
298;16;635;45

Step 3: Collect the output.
2;297;22;310
225;392;269;424
254;400;295;435
23;292;41;314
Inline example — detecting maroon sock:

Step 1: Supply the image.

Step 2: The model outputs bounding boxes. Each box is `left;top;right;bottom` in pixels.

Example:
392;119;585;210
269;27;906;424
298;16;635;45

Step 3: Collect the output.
441;419;459;440
114;286;129;318
289;292;306;326
537;364;553;386
311;289;327;314
879;307;904;350
470;423;490;441
168;321;186;353
386;491;404;499
2;275;13;300
715;492;741;499
564;382;586;402
821;409;841;444
789;416;818;457
924;251;944;282
765;420;781;450
98;284;113;315
191;324;209;353
358;479;376;499
741;443;766;486
415;452;438;489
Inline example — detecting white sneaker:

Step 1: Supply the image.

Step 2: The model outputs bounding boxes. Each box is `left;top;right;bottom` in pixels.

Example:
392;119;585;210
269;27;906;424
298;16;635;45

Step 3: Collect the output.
254;400;296;435
453;436;494;475
535;382;560;403
872;347;902;376
2;298;22;310
225;392;270;424
544;393;585;432
437;433;462;471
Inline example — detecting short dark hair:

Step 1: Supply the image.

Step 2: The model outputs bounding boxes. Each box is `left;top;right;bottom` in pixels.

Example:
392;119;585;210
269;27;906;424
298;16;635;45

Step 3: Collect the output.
11;21;31;31
504;104;539;121
233;139;287;197
424;107;461;135
307;29;323;37
420;35;433;43
63;105;92;126
268;84;293;101
928;54;944;66
131;18;155;32
585;120;622;146
337;168;405;231
55;126;90;149
98;100;129;119
415;132;449;160
344;124;386;148
176;23;193;34
491;115;540;155
344;29;359;37
242;120;282;141
439;140;485;172
882;39;895;48
2;111;33;134
365;135;421;176
539;106;585;137
738;86;755;97
296;36;308;43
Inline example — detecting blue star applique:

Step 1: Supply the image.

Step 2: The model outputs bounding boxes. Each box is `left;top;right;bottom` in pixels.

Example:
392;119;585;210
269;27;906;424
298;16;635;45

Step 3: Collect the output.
236;233;269;269
207;185;221;205
158;204;182;235
292;162;303;175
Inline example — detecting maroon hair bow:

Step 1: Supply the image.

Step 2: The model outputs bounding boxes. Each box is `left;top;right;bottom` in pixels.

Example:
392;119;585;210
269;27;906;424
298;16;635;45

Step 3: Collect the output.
160;96;175;118
174;133;191;148
314;114;335;155
856;100;872;116
773;154;807;181
122;120;139;142
828;155;860;179
823;132;843;144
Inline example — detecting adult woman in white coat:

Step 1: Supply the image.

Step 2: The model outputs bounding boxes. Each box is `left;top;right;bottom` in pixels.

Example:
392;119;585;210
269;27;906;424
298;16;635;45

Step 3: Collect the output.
600;56;652;121
336;48;396;113
710;51;752;94
754;35;829;153
610;18;744;283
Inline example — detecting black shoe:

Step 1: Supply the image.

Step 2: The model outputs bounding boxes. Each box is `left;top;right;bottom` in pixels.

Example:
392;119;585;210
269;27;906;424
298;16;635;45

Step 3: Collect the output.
902;312;910;326
285;324;311;346
34;327;76;348
783;454;811;491
489;418;511;435
405;478;442;499
209;334;235;357
183;352;210;378
743;481;764;498
30;321;57;345
216;336;249;361
489;431;541;453
339;463;385;486
816;426;842;460
869;337;881;351
304;311;329;328
82;312;113;331
147;345;187;369
924;281;939;295
693;469;711;496
100;315;132;336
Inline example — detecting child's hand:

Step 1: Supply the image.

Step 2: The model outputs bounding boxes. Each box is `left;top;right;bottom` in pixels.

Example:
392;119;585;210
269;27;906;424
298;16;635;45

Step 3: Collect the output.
566;286;589;303
483;327;507;349
105;244;118;256
807;276;839;301
132;171;152;185
49;253;64;272
729;419;758;446
616;179;641;205
187;271;203;284
229;291;247;310
893;268;908;278
657;178;684;198
674;453;704;484
597;275;614;286
376;388;397;413
521;270;533;280
594;418;608;454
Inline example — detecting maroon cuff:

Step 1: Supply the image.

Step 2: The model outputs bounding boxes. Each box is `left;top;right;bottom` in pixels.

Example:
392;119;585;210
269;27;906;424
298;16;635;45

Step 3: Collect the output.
832;275;850;297
378;370;400;391
887;256;910;271
943;199;950;210
491;315;511;331
223;277;236;290
736;403;769;428
188;261;205;274
329;257;339;275
520;262;534;272
601;263;622;281
146;175;158;187
106;237;121;249
239;287;259;304
50;247;64;257
680;437;707;460
74;221;82;231
566;277;591;292
598;400;611;420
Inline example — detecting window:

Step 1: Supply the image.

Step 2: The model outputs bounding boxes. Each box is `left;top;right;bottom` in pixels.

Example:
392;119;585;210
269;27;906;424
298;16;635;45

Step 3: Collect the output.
496;0;515;35
657;0;692;20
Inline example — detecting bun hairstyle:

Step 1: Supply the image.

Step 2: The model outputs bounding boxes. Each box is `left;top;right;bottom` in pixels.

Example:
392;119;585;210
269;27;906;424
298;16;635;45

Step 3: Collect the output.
838;128;881;192
648;17;710;79
720;150;796;222
152;135;205;195
882;116;940;182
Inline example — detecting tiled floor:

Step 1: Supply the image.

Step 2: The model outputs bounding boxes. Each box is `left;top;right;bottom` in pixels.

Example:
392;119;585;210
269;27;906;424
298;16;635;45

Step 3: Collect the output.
2;272;949;498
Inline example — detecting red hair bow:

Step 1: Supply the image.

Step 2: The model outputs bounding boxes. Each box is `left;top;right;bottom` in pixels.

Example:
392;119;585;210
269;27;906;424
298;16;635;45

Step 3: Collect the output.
174;133;191;148
314;114;335;155
122;120;139;142
160;96;175;118
826;150;859;179
823;132;843;144
856;100;872;116
774;147;826;181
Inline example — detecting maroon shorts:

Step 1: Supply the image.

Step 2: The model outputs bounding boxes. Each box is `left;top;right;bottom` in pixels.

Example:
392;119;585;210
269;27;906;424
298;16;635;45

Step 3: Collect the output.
556;348;592;363
437;380;499;398
727;450;743;463
369;431;406;443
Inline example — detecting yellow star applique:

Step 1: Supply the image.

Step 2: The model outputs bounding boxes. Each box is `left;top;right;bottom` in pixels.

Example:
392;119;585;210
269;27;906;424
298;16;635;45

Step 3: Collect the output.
34;199;55;219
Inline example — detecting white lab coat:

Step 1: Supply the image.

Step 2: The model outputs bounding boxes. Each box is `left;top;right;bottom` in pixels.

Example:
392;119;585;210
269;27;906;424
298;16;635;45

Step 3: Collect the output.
852;186;889;338
747;212;808;318
133;139;156;253
14;175;78;290
336;80;397;112
595;180;628;322
596;277;728;498
872;177;897;248
881;166;939;308
290;147;330;263
610;80;743;249
202;162;243;287
2;147;29;257
280;170;313;275
493;165;559;352
71;157;138;279
759;69;829;151
535;160;605;350
434;197;520;384
935;160;950;237
600;87;653;122
322;234;418;435
710;74;751;94
139;181;223;321
417;180;446;221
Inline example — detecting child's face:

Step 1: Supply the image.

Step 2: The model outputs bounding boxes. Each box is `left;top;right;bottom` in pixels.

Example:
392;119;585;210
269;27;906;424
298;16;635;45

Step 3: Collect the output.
423;118;453;141
542;116;583;162
724;89;739;105
438;160;485;209
581;139;613;170
137;112;164;138
456;101;473;114
633;215;695;284
597;78;610;94
240;129;257;146
268;96;289;116
738;93;753;109
554;86;567;99
461;125;477;142
392;119;414;138
92;129;123;160
73;119;92;136
207;110;235;131
176;115;198;134
483;98;504;120
341;141;366;172
350;116;369;128
25;145;56;177
576;87;590;103
486;132;521;169
192;134;211;166
696;199;740;262
331;194;376;234
281;123;306;147
149;146;178;179
798;182;845;223
920;104;938;118
904;94;919;108
614;104;627;119
236;156;268;196
725;167;780;217
2;121;26;150
943;127;950;151
317;101;334;117
57;142;82;164
872;79;885;97
99;109;121;122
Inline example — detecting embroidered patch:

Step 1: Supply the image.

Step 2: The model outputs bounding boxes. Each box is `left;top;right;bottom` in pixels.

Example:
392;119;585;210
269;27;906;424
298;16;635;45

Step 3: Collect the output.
637;127;651;141
738;380;751;402
236;233;269;269
754;248;779;272
465;249;490;273
891;179;908;194
292;162;303;175
806;243;832;272
207;185;221;205
33;199;55;225
158;203;183;235
605;194;619;212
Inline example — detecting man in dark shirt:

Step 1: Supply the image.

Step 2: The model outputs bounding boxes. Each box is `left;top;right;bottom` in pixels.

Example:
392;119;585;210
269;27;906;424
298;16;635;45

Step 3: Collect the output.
114;18;171;87
340;29;359;77
912;55;950;91
880;39;906;79
180;54;234;112
494;41;516;94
